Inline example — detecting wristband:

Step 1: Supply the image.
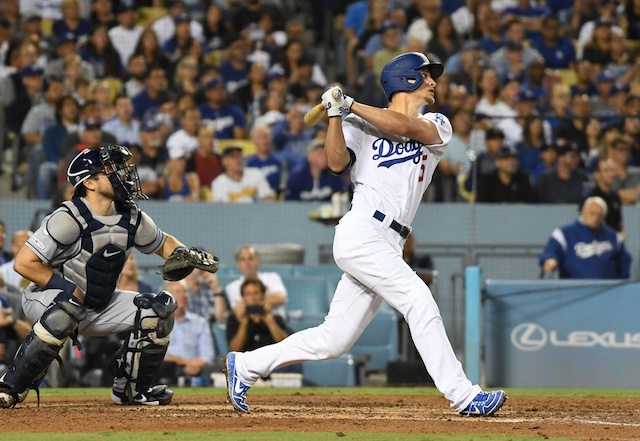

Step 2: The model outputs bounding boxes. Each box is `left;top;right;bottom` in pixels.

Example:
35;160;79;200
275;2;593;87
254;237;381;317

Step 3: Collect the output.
45;273;77;298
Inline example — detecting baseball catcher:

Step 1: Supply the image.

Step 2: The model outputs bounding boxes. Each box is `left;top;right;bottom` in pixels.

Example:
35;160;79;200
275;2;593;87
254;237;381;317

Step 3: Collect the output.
0;145;219;408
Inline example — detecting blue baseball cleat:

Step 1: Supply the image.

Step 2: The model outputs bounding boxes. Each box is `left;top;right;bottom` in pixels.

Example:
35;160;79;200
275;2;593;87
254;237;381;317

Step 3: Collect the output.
223;352;251;413
459;390;507;417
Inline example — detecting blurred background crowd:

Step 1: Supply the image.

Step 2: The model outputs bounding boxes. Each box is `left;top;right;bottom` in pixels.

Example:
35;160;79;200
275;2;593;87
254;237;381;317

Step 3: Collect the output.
0;0;637;209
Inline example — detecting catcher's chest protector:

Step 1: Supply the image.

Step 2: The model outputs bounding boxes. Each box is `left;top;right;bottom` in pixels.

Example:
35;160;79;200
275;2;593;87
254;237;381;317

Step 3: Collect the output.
62;199;141;309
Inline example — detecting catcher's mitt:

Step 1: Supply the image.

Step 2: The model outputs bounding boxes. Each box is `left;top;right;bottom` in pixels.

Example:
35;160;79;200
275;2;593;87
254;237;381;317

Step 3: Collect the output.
161;246;220;281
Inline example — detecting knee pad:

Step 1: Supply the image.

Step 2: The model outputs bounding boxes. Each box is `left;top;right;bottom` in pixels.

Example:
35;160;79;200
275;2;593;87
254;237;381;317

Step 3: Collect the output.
38;293;86;344
109;291;177;399
135;290;176;339
0;294;86;404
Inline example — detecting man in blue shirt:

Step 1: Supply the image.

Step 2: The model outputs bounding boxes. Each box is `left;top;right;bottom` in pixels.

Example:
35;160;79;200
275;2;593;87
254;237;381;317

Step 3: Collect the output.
246;126;283;196
530;15;576;69
540;196;631;279
199;79;246;140
285;138;347;201
132;67;167;120
162;280;215;383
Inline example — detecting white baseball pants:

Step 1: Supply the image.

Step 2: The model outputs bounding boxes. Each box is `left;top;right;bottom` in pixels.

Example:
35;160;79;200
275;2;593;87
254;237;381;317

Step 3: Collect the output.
234;209;481;411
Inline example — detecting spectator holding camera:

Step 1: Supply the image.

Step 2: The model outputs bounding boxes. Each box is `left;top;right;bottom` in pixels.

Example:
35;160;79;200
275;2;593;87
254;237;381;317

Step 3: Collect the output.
221;246;287;322
226;277;289;352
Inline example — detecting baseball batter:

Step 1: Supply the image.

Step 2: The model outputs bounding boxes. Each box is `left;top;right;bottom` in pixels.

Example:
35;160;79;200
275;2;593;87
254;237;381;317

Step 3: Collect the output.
225;53;506;416
0;145;217;408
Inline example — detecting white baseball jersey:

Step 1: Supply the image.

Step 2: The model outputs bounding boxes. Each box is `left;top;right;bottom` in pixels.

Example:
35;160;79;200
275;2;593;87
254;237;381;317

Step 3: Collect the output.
343;111;452;226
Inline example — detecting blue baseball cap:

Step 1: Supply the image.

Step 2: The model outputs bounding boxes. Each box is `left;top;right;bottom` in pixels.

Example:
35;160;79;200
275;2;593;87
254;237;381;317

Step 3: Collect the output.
266;67;286;83
118;0;137;13
610;83;630;94
21;63;44;77
204;78;225;90
140;116;161;132
516;89;536;102
596;70;616;83
174;12;190;25
59;32;77;45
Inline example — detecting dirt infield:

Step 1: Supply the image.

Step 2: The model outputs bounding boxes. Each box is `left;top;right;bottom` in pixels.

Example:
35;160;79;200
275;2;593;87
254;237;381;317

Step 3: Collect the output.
3;393;640;440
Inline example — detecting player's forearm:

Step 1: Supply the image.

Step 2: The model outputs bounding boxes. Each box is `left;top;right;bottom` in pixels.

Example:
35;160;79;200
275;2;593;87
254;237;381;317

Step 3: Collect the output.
325;117;351;172
157;235;186;259
14;247;54;288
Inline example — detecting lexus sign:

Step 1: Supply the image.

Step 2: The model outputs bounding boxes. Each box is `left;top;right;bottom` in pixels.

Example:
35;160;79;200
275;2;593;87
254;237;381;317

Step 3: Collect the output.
511;323;640;351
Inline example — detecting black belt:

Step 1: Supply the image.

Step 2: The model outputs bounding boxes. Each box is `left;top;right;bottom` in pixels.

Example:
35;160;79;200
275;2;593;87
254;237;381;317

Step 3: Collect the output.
373;210;410;238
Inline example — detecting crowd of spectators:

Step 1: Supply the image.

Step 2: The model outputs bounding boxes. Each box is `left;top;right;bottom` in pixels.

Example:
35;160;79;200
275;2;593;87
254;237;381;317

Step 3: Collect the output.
0;0;637;216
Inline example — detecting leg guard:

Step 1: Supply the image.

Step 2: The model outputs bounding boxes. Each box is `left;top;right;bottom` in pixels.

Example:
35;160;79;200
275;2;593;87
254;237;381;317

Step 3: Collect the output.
0;293;86;408
110;291;177;405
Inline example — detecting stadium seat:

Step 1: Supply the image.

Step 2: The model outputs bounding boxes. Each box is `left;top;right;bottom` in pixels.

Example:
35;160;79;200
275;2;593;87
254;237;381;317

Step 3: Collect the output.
211;323;229;356
293;264;343;279
302;354;356;387
351;311;400;372
139;268;164;292
558;68;576;86
281;275;330;317
259;264;295;276
217;274;239;291
217;139;256;156
287;313;325;333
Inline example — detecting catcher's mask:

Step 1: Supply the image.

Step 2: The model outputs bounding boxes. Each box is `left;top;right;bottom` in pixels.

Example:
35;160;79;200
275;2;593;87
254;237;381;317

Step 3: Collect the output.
67;145;149;205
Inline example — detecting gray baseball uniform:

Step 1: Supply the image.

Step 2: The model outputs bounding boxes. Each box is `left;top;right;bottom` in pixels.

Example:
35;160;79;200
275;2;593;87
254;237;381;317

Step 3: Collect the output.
22;197;167;334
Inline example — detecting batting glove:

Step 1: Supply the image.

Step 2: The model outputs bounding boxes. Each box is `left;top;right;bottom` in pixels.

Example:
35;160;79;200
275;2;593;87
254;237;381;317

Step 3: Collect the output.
343;94;354;113
321;86;345;118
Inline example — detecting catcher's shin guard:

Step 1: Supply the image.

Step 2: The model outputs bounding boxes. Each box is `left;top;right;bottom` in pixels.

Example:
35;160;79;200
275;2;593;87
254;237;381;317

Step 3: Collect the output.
110;291;176;405
0;293;86;408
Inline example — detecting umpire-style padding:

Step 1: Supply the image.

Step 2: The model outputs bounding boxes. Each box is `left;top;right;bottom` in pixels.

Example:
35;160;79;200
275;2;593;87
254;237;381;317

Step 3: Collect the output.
0;293;87;406
109;291;177;402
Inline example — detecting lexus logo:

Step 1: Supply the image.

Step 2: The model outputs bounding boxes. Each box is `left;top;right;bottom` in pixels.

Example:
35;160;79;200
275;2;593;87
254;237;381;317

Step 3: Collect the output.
511;323;547;351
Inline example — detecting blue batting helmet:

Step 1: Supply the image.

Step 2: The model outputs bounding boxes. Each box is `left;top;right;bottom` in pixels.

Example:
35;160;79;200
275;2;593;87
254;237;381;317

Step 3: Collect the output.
380;52;444;100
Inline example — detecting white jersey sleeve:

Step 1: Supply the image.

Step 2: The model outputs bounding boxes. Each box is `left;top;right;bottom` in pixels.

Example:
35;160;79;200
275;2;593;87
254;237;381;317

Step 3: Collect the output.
420;112;452;155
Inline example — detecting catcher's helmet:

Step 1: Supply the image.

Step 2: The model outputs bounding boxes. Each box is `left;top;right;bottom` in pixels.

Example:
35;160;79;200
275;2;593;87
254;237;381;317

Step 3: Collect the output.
67;145;148;205
380;52;444;100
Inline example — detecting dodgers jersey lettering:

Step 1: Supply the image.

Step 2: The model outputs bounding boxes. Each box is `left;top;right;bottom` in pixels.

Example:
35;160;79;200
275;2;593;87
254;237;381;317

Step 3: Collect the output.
343;111;452;225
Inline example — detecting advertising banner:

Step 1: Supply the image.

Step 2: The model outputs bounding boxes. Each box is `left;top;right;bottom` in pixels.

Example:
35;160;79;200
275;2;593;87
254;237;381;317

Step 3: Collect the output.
485;280;640;388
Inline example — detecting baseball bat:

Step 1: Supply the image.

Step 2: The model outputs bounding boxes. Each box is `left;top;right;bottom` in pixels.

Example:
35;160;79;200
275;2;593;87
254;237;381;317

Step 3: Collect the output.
304;103;325;126
304;87;343;126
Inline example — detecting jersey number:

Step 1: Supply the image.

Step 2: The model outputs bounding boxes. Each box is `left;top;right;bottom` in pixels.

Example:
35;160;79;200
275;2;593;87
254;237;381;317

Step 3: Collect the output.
418;154;428;182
